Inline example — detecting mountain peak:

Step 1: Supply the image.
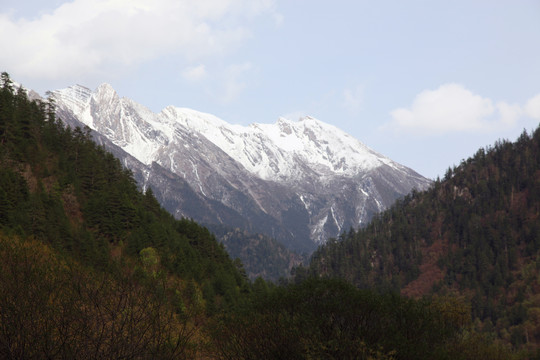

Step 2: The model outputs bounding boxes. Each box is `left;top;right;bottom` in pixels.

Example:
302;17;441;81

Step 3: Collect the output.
53;82;431;248
93;83;118;104
55;83;408;182
52;84;92;113
96;82;115;93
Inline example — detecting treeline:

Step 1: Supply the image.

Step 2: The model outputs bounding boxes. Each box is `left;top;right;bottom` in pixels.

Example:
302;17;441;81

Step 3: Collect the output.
305;124;540;355
209;224;304;281
209;277;513;360
0;73;244;293
0;72;248;357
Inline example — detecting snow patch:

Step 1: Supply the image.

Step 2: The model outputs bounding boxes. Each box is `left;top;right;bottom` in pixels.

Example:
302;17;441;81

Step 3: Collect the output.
330;206;341;234
189;160;206;197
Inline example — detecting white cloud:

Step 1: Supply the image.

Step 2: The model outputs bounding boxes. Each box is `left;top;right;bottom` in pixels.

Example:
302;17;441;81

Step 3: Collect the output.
0;0;277;80
343;85;364;113
182;64;207;82
496;101;522;127
217;62;254;104
525;94;540;120
386;83;528;135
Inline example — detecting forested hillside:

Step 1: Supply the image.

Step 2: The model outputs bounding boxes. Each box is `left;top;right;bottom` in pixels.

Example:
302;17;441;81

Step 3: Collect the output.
209;224;305;281
0;72;248;358
306;124;540;355
0;72;522;359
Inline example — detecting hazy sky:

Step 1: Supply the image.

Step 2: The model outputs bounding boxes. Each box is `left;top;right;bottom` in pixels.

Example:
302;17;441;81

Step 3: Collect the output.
2;0;540;179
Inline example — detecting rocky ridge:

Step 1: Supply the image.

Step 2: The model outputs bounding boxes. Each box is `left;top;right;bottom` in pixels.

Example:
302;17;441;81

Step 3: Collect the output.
53;83;431;253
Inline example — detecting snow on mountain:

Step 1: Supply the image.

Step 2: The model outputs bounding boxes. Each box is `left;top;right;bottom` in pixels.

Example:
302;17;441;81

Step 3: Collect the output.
55;84;397;183
161;109;395;183
53;83;432;251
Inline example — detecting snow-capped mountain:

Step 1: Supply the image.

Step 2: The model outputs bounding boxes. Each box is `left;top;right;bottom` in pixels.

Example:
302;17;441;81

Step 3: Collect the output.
53;83;431;253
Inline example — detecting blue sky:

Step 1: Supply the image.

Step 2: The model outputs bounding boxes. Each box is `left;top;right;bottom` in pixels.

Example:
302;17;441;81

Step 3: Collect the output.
2;0;540;179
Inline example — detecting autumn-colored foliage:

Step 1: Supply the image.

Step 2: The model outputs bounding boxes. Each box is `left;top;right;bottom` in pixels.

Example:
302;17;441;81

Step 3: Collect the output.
307;124;540;355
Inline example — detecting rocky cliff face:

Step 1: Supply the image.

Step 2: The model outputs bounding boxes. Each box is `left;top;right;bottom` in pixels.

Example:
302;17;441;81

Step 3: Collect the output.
53;83;431;253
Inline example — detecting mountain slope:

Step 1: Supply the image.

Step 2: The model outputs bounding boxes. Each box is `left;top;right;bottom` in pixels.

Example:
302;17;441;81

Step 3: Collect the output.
209;224;304;281
53;83;431;252
306;127;540;353
0;73;250;357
